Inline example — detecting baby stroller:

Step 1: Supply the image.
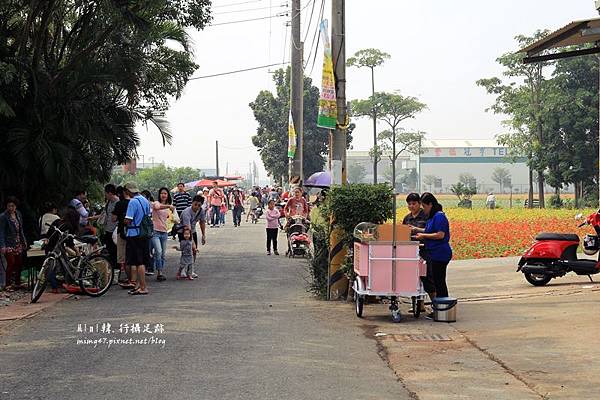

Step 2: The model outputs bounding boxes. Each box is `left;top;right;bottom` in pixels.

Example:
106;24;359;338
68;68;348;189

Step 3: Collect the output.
286;215;311;258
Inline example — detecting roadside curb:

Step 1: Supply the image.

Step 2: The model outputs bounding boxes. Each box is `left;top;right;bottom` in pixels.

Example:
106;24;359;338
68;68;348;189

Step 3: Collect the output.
0;293;72;322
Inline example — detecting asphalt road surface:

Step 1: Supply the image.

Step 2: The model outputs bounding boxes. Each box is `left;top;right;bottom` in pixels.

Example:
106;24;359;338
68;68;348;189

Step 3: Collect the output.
0;221;411;400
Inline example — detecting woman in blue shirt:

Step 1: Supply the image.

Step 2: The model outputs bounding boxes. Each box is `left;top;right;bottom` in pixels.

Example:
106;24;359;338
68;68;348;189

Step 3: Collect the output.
414;192;452;298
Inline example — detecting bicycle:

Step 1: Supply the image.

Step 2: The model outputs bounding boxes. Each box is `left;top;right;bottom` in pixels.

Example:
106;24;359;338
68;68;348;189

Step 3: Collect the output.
31;225;113;303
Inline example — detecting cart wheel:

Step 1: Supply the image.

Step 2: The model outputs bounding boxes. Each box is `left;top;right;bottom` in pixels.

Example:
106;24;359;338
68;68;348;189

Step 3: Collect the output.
391;309;402;323
390;299;402;323
355;293;364;318
411;296;423;318
414;300;424;318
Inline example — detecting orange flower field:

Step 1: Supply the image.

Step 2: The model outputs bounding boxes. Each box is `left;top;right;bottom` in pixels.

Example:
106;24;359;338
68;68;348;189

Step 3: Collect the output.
398;208;596;260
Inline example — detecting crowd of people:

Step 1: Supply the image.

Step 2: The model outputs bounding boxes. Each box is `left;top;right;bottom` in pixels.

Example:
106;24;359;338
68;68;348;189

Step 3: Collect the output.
0;181;312;294
1;179;450;318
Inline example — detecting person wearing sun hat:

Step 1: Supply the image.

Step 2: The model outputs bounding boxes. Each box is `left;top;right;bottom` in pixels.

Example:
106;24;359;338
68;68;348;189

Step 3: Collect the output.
123;181;152;295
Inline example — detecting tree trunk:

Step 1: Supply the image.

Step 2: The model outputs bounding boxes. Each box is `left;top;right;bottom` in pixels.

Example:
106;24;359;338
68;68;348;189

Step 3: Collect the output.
371;67;377;184
575;182;580;208
537;170;545;208
528;164;534;209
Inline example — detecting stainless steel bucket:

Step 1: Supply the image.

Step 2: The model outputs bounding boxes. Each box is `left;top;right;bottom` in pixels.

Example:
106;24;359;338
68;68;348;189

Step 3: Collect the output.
432;297;457;322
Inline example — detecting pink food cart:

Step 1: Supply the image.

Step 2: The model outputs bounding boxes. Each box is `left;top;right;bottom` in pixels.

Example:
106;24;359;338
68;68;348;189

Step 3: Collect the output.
352;223;427;322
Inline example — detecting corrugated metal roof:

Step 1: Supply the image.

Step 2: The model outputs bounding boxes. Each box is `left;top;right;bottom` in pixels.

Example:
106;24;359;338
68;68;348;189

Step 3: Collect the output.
521;17;600;55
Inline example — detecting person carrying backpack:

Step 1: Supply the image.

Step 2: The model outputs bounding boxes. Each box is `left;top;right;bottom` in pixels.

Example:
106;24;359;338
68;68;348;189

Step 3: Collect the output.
123;182;153;295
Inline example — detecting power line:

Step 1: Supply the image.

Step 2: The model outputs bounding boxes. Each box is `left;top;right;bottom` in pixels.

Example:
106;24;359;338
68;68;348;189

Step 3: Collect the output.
212;0;263;9
302;0;317;44
289;0;315;50
188;62;290;80
211;12;287;26
306;0;325;75
213;3;286;15
304;0;324;71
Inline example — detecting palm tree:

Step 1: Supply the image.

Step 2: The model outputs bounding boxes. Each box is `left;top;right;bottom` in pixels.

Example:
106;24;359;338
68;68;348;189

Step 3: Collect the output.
0;1;206;208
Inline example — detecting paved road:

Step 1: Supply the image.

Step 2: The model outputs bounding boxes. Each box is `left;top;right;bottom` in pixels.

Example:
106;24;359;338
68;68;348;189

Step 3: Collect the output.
0;222;411;400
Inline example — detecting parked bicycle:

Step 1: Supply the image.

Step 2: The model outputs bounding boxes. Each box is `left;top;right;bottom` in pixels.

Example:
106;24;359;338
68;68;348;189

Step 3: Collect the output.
31;225;113;303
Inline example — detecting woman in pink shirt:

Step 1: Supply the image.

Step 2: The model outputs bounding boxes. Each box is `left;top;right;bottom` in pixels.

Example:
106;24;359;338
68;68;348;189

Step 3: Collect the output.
151;187;176;281
265;200;280;255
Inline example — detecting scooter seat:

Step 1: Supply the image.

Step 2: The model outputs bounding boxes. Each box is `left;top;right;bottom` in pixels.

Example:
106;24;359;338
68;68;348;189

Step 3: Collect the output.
535;232;579;242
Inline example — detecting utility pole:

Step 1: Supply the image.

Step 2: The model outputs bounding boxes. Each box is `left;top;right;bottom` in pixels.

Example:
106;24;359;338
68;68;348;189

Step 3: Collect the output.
328;0;348;300
289;0;303;185
596;1;600;207
253;161;258;186
215;140;220;177
249;162;253;186
331;0;347;185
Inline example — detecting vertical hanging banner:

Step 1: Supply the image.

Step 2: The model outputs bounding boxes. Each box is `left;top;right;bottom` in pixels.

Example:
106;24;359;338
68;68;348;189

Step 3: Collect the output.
317;19;337;129
288;108;297;158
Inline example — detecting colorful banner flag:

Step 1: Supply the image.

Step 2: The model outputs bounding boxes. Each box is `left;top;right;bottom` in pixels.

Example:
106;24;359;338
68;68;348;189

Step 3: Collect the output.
288;108;296;158
317;19;337;129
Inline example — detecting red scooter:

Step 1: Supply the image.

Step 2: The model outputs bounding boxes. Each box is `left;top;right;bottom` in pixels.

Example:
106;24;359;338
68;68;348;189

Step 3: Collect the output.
518;211;600;286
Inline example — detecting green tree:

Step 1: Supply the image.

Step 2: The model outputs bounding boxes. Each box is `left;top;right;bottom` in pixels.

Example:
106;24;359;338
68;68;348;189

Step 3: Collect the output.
491;167;512;193
347;163;367;183
458;173;476;190
351;92;426;194
111;165;202;196
368;144;383;174
548;54;599;207
0;0;211;211
477;30;552;208
400;168;418;192
423;175;437;192
250;68;348;181
382;164;394;185
348;48;391;184
451;182;476;208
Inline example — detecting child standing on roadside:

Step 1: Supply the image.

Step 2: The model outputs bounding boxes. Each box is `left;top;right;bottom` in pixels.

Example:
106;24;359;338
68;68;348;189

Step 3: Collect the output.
174;227;196;280
265;200;280;255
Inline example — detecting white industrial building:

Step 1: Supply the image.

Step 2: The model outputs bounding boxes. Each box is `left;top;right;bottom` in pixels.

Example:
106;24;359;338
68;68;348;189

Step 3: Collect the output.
346;139;566;194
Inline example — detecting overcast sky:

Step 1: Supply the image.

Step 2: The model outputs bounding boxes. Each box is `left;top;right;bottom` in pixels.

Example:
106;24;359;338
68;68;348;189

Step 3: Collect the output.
136;0;597;180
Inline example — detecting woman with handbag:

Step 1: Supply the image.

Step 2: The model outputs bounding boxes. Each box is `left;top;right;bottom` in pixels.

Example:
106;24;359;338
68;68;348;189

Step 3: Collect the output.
151;187;176;281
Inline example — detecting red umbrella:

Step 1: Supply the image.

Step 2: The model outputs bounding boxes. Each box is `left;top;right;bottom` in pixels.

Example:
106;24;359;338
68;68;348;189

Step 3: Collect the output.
194;179;236;188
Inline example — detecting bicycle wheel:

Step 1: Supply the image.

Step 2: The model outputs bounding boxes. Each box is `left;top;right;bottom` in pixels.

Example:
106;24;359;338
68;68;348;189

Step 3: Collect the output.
31;257;53;303
78;255;113;297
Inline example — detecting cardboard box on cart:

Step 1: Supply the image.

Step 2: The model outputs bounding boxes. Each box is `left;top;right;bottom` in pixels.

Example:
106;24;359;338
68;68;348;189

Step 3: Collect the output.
376;223;411;242
354;222;425;292
354;223;416;276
